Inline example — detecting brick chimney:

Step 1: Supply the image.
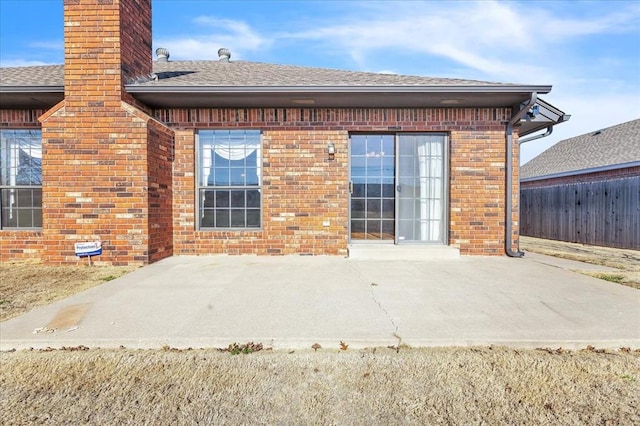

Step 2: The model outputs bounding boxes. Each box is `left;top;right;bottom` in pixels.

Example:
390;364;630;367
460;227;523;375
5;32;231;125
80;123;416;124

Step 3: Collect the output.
64;0;153;108
39;0;173;266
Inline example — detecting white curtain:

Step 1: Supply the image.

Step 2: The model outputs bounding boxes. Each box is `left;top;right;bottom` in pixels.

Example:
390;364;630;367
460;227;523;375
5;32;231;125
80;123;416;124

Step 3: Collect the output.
1;130;42;221
200;133;261;186
14;137;42;185
429;141;442;240
417;138;442;241
417;140;429;240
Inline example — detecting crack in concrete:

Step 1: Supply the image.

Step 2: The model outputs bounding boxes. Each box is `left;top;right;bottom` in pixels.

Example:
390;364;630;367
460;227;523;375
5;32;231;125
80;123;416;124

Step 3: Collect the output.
370;283;402;347
348;263;402;347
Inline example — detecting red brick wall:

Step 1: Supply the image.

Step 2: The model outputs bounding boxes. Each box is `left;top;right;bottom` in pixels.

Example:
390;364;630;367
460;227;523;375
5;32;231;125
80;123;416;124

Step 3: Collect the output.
31;0;171;265
0;110;44;261
63;0;152;108
0;110;47;128
146;119;174;262
173;129;349;255
118;0;153;84
449;129;520;254
38;103;173;265
40;103;149;265
165;107;516;256
0;231;43;262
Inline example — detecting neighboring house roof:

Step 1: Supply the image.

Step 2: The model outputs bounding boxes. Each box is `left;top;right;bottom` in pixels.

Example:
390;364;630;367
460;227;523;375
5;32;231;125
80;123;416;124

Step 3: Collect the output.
521;118;640;181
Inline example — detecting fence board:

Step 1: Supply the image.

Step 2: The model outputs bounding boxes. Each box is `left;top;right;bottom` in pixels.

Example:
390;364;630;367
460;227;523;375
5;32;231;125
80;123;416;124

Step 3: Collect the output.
520;176;639;249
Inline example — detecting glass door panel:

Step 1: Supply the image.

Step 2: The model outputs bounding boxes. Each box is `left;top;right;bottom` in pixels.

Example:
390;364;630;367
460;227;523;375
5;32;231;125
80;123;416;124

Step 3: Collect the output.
350;135;395;241
397;134;445;243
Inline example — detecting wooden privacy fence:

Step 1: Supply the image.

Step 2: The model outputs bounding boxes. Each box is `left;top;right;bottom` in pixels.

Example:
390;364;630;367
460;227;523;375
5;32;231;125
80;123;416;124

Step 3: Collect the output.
520;176;640;249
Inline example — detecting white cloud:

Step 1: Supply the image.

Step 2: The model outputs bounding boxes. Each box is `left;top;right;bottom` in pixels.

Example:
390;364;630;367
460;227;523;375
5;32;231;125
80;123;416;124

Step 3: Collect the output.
277;0;639;81
270;0;640;166
0;59;53;67
273;3;533;81
531;6;640;37
28;41;63;50
155;16;273;60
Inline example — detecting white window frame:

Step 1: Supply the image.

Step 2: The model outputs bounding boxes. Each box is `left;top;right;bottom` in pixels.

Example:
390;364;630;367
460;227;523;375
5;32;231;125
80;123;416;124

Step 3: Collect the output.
196;129;262;230
0;129;43;229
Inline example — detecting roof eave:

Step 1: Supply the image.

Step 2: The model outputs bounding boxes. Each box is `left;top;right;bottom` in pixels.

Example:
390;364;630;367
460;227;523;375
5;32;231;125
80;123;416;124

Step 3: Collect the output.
124;84;553;108
0;86;65;109
521;161;640;182
0;85;64;93
518;97;570;137
124;84;553;94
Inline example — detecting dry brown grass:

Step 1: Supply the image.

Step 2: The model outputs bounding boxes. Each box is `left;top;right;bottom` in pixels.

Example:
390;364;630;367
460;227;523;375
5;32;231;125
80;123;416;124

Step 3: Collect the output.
520;236;640;289
0;260;136;322
1;346;639;425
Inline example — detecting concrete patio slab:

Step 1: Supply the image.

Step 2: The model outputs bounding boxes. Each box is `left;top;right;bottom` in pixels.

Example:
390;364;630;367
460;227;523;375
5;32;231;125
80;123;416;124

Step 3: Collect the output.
1;254;638;351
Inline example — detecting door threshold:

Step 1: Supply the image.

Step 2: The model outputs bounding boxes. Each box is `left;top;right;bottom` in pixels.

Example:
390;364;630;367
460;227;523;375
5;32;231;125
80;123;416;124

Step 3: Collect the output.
347;244;460;260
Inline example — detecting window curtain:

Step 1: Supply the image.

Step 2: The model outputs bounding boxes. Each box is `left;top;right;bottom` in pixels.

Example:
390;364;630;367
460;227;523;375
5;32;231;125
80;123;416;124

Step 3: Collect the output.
200;135;261;186
1;130;42;221
416;138;442;241
1;131;42;186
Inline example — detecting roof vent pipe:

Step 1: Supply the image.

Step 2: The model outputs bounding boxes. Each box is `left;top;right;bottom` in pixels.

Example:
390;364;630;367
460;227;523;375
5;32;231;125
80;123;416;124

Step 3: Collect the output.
218;48;231;62
156;47;170;62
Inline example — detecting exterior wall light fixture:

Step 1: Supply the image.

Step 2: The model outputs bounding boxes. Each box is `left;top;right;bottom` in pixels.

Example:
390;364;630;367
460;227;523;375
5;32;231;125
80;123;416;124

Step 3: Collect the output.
327;141;336;160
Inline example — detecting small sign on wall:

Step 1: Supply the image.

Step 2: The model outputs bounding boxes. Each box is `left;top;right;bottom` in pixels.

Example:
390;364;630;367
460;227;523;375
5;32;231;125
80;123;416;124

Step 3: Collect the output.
75;241;102;258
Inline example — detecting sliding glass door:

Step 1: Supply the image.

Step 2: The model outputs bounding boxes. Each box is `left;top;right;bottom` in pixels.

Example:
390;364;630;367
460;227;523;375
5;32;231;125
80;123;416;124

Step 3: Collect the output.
350;133;446;244
397;134;445;243
349;135;395;240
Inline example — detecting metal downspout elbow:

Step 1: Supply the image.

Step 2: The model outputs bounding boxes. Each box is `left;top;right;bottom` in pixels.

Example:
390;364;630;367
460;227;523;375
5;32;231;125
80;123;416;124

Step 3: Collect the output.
519;125;553;144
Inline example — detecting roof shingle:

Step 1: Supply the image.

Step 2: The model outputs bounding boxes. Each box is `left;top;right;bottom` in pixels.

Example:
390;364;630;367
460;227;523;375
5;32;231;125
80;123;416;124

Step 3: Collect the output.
520;118;640;179
1;61;511;88
0;64;64;87
144;61;508;87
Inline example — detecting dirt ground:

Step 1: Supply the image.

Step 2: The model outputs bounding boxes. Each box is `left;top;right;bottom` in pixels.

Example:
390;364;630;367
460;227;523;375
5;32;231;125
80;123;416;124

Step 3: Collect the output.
520;236;640;289
0;260;137;322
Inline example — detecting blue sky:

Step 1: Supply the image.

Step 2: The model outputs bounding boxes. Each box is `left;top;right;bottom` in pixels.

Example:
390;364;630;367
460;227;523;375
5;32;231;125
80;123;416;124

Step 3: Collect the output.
1;0;638;164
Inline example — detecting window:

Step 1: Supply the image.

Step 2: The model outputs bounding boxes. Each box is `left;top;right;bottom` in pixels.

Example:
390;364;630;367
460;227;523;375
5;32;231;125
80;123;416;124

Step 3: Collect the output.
198;130;261;229
0;129;42;229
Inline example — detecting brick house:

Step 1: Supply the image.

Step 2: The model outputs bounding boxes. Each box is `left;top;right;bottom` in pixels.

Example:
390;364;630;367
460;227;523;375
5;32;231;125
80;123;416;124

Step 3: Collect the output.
521;119;640;249
0;0;568;265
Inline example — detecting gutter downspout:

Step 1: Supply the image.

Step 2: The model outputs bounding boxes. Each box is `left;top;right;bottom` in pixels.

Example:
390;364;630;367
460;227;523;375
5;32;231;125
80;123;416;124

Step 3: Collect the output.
505;92;537;257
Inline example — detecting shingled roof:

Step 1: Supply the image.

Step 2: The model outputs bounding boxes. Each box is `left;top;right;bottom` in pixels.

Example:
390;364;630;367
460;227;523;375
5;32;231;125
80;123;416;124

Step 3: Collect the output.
0;61;509;88
1;59;556;112
520;118;640;180
0;64;64;87
146;61;508;87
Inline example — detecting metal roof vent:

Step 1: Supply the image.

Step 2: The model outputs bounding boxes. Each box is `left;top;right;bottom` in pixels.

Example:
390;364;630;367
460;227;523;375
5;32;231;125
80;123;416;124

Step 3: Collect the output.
156;47;170;62
218;48;231;63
